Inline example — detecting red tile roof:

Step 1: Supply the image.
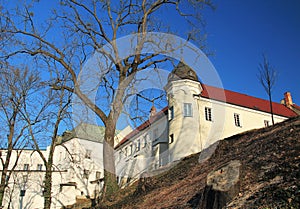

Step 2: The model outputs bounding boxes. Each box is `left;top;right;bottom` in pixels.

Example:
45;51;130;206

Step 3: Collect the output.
115;84;297;149
115;106;168;149
201;84;297;118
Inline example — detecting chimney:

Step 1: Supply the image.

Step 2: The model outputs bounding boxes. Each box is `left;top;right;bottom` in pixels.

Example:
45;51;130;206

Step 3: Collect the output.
149;105;157;120
284;92;293;108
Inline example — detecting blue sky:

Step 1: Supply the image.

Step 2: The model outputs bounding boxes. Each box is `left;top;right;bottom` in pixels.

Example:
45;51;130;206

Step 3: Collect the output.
203;0;300;105
11;0;299;107
4;0;299;124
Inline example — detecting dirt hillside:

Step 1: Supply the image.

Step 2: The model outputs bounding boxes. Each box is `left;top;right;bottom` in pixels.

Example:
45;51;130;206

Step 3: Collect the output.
97;116;300;209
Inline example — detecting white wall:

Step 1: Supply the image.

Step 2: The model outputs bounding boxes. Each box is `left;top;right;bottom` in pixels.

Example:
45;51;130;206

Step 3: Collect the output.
1;149;47;208
115;79;291;187
51;138;103;208
165;79;289;162
165;79;202;162
198;97;288;150
115;115;168;186
0;137;104;209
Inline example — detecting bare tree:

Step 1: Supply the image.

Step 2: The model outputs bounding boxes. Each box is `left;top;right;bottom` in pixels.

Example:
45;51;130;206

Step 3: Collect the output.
258;54;277;125
21;77;71;209
1;0;213;199
0;62;71;209
0;65;40;206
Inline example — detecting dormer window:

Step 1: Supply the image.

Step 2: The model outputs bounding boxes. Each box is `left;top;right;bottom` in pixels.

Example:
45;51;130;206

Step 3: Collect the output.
23;164;29;171
37;164;43;171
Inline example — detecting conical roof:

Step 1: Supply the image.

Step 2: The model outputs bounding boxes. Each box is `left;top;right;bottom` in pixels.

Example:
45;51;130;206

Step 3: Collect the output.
168;62;198;82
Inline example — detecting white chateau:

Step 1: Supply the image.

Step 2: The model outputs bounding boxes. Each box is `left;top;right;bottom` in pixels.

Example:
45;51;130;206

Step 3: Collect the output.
114;62;298;186
0;63;298;208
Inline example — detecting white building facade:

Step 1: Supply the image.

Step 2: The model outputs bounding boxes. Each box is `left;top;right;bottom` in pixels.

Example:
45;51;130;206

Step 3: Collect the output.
114;62;298;186
0;124;104;209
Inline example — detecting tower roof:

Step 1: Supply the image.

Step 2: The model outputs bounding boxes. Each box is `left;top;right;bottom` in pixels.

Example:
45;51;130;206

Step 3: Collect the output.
168;62;198;82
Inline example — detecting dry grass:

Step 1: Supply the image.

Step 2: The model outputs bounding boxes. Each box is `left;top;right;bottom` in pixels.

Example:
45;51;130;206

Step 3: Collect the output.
96;116;300;209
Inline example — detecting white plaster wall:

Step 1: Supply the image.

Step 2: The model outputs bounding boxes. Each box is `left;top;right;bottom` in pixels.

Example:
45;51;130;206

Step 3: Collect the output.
0;149;47;171
165;79;202;162
51;138;103;207
0;137;104;209
198;97;288;149
115;116;168;185
165;79;289;162
1;149;47;208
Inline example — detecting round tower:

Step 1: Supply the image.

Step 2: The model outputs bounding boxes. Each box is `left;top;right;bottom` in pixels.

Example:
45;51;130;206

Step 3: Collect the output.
165;62;203;162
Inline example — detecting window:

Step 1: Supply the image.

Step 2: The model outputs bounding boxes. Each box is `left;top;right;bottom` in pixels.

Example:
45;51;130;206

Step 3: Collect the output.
5;175;9;184
83;169;89;179
129;143;133;155
143;134;148;148
264;120;269;127
124;147;128;157
205;107;212;121
85;149;91;159
119;150;122;160
136;139;140;152
234;113;241;127
183;103;192;117
23;164;29;171
96;171;101;179
169;134;174;144
37;164;43;171
169;106;174;120
59;152;63;161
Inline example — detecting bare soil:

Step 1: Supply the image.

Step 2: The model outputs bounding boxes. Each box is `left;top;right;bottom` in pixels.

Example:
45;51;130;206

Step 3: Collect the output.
96;116;300;209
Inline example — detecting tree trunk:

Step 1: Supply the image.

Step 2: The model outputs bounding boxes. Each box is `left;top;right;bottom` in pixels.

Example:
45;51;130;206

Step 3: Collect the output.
0;178;6;207
0;159;11;206
0;118;16;206
0;150;13;206
43;163;53;209
268;88;275;125
44;143;55;209
102;120;119;201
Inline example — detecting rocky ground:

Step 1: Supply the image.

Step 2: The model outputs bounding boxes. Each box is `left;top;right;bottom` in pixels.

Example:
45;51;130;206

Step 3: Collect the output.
95;116;300;209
